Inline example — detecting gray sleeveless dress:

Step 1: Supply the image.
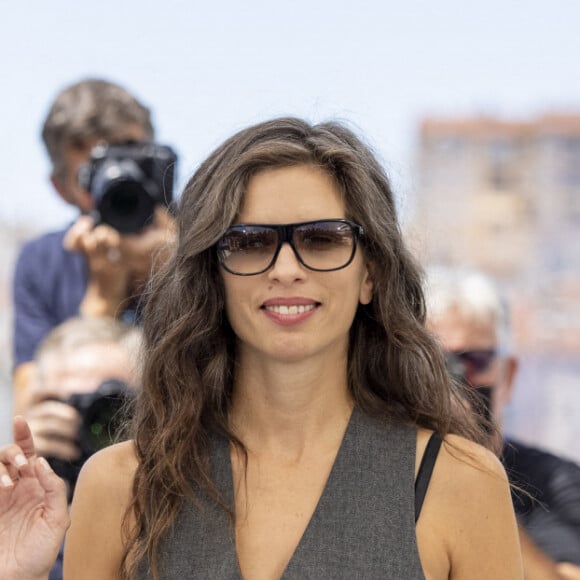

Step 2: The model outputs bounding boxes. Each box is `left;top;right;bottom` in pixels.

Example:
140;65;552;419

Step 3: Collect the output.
137;408;426;579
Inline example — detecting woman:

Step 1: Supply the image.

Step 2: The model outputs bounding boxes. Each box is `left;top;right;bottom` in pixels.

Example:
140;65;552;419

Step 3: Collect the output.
0;117;522;579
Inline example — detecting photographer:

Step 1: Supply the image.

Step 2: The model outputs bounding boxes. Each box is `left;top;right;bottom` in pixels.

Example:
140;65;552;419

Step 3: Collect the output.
22;316;142;580
24;317;141;487
12;78;177;413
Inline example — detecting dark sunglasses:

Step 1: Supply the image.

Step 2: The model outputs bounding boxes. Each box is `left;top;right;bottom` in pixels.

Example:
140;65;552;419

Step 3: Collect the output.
216;219;364;276
446;349;497;375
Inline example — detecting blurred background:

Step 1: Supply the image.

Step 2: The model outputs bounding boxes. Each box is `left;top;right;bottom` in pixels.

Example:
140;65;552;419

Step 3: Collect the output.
1;0;579;460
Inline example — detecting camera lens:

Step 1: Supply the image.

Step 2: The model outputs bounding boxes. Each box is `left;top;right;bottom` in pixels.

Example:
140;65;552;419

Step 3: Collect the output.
98;179;156;234
82;142;177;234
82;392;125;451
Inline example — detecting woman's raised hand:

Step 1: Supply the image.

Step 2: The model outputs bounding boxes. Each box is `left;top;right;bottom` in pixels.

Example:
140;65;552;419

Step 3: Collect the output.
0;416;69;580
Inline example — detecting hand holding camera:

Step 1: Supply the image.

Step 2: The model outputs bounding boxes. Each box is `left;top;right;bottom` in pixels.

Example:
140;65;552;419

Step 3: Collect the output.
23;380;131;498
64;141;178;317
64;215;130;317
22;394;82;462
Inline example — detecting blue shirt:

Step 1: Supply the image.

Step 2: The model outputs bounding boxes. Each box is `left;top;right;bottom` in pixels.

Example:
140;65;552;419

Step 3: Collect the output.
12;227;87;367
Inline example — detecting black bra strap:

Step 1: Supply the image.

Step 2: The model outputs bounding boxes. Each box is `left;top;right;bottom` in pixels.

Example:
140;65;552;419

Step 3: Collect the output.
414;432;443;522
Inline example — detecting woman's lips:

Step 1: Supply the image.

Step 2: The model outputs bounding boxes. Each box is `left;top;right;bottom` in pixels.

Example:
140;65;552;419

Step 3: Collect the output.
261;298;320;326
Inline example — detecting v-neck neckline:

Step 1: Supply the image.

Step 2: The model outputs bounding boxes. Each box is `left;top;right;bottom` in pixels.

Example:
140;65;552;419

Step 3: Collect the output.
151;409;424;579
215;406;360;579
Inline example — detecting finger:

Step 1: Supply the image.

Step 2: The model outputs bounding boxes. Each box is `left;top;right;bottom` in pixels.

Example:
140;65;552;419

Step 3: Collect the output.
71;221;119;258
25;404;82;461
0;442;27;464
33;434;82;462
35;458;71;531
25;399;81;425
63;215;95;251
33;416;81;443
13;416;37;459
91;226;125;268
0;444;26;488
93;223;121;246
154;206;176;230
0;466;15;488
0;460;21;483
0;442;31;482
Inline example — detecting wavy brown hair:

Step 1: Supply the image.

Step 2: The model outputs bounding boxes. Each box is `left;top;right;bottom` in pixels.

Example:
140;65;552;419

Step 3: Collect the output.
121;117;490;579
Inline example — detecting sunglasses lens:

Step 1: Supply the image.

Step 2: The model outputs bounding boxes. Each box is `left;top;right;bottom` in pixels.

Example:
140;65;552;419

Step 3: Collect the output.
459;350;496;373
294;221;356;271
218;226;278;274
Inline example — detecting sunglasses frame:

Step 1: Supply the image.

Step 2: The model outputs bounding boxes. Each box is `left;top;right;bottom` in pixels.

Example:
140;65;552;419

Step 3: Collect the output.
216;219;364;276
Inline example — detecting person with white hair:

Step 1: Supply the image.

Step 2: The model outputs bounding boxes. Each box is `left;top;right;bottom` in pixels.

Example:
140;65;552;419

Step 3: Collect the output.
426;266;580;579
21;315;143;580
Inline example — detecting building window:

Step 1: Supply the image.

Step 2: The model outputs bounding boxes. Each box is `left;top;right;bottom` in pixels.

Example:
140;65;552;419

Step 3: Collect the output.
488;138;516;191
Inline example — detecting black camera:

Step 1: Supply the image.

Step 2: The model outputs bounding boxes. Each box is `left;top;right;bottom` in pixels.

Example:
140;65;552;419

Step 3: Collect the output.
48;379;134;497
67;378;133;458
78;141;178;234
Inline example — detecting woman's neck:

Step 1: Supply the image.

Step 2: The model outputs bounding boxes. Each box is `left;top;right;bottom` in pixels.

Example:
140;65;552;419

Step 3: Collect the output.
229;352;353;461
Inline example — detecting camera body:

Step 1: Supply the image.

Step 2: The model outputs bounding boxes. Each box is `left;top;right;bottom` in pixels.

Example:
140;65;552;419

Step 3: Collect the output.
78;141;178;234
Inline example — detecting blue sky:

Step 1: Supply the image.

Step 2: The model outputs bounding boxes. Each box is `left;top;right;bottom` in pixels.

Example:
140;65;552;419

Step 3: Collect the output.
2;0;580;229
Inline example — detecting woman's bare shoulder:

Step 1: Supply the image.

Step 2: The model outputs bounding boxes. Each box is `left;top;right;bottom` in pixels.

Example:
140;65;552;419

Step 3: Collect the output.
418;430;509;512
74;440;138;505
418;427;503;472
83;439;138;474
438;432;506;483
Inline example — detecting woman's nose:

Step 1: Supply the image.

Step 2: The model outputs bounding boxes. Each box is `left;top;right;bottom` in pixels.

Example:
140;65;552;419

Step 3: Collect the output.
267;242;307;282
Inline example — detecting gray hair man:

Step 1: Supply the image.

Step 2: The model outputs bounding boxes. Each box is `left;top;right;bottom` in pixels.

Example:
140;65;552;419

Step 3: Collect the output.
426;266;580;579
